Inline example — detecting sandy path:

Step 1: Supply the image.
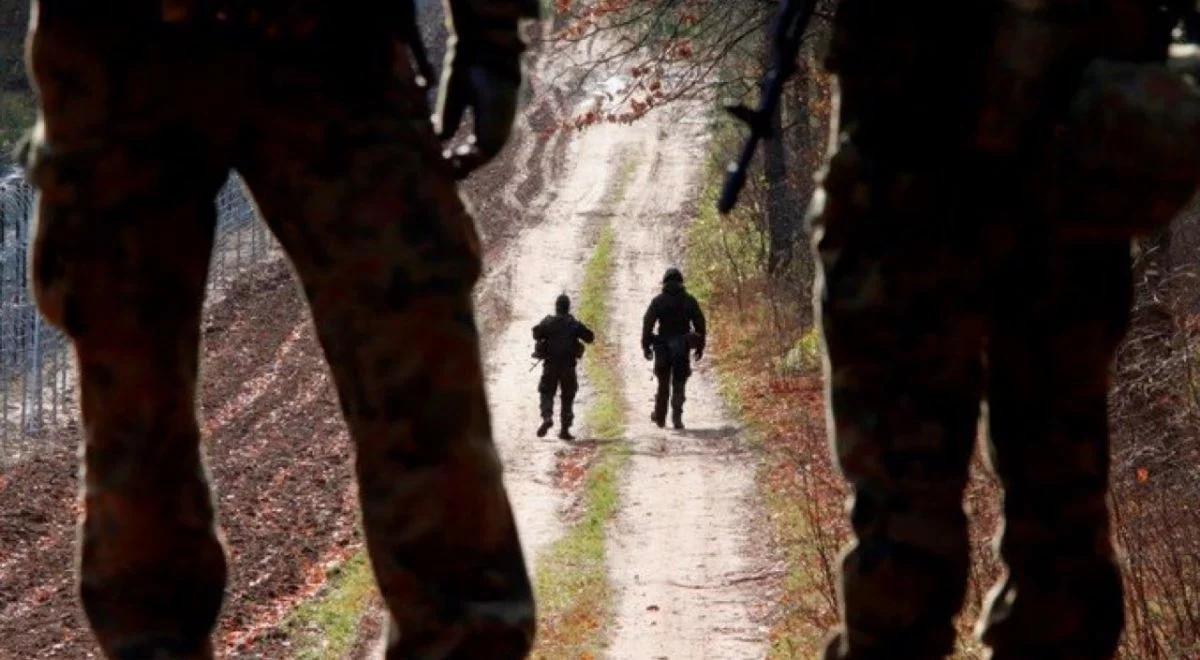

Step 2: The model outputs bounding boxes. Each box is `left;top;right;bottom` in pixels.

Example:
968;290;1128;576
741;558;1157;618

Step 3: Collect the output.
604;106;769;659
482;117;649;567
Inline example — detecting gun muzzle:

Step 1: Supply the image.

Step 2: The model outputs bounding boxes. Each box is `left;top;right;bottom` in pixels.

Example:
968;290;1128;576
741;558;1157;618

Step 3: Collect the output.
719;163;749;214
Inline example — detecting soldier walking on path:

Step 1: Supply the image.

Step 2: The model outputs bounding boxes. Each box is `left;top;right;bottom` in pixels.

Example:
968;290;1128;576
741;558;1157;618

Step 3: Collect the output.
532;293;594;440
642;267;706;430
806;1;1200;658
20;1;539;657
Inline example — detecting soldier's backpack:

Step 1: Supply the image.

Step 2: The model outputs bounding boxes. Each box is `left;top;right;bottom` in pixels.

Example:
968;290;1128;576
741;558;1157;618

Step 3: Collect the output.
535;316;586;362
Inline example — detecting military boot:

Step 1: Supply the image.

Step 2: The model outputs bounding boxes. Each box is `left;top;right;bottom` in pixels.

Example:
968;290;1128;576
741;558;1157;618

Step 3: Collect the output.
672;410;684;430
536;418;552;438
558;427;575;441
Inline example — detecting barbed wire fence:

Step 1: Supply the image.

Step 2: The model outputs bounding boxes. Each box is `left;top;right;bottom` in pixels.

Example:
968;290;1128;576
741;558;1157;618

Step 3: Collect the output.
0;171;277;460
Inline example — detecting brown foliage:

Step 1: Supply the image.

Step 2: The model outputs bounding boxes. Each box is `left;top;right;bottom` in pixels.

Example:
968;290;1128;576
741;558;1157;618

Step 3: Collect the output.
1109;207;1200;658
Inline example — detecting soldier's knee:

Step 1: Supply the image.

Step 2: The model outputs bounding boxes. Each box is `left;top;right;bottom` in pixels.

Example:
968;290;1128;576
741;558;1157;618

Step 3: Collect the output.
32;277;69;332
29;203;76;333
848;482;969;552
811;142;867;256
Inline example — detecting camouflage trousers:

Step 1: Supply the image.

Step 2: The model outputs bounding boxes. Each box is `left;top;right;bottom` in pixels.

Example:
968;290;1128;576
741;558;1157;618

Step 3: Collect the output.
816;2;1127;657
815;149;1129;659
538;362;577;428
24;11;533;659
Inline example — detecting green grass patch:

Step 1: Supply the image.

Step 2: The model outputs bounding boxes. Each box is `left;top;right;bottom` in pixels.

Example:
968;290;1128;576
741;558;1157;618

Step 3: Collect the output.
577;225;623;441
284;552;378;660
532;222;627;658
530;441;626;658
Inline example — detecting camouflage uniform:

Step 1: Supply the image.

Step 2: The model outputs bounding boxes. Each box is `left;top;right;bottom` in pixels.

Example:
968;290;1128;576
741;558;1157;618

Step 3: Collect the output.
532;295;594;440
815;1;1198;657
21;1;537;657
641;269;706;429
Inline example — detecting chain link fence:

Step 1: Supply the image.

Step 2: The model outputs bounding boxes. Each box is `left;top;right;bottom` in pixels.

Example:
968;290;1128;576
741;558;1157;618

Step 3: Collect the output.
0;170;276;459
210;175;277;298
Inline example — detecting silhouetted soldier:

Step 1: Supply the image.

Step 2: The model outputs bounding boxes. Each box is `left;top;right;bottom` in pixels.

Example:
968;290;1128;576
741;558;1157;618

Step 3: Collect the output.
642;267;706;429
812;0;1200;658
532;293;594;440
20;1;538;657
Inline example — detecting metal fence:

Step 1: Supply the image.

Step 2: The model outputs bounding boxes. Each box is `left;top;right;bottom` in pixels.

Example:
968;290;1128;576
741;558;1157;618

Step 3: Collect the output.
210;175;276;297
0;171;66;449
0;169;275;457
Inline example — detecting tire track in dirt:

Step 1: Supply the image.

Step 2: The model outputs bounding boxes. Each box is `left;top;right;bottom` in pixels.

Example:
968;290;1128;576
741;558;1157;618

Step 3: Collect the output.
483;118;643;569
604;105;770;659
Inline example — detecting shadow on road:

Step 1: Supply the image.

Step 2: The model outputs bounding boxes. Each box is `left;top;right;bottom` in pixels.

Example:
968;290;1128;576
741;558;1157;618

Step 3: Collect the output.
674;425;740;441
558;437;624;448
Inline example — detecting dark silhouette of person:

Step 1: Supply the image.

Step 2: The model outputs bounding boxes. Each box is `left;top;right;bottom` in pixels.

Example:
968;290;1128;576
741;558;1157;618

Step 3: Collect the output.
20;1;538;657
812;0;1200;657
532;293;594;440
642;267;706;429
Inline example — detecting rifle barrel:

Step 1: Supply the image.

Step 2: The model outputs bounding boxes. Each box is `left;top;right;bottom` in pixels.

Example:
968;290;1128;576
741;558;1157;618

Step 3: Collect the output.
717;71;784;214
718;133;761;213
717;0;815;214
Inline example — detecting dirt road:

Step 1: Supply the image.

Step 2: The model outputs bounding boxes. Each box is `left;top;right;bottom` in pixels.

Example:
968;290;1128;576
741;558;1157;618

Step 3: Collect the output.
480;98;770;657
481;112;634;564
605;106;769;658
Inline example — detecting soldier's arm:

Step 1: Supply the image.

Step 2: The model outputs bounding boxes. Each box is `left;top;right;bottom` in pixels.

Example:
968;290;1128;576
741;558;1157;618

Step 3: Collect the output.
690;297;707;347
576;321;596;345
641;300;658;352
532;319;547;340
690;298;707;337
435;0;540;176
446;0;540;58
